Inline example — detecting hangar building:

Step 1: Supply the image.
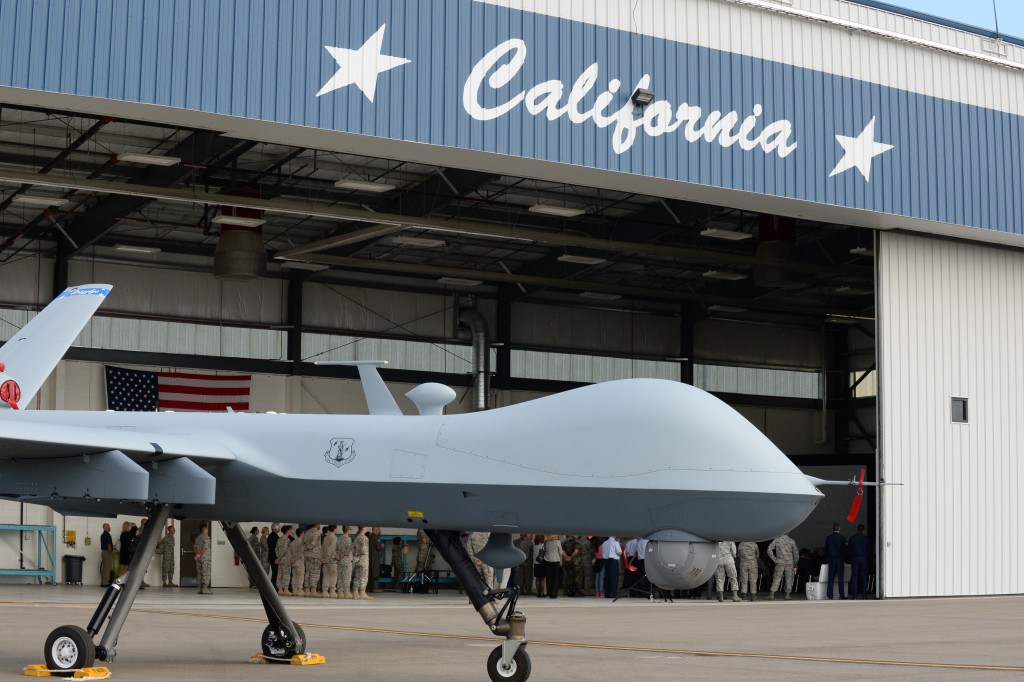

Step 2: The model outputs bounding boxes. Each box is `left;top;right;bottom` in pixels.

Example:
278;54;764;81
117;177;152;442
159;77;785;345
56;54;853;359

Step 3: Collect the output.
0;0;1020;598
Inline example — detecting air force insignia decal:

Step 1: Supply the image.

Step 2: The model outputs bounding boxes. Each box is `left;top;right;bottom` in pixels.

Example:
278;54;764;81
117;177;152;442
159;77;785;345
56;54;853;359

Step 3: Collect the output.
325;438;357;467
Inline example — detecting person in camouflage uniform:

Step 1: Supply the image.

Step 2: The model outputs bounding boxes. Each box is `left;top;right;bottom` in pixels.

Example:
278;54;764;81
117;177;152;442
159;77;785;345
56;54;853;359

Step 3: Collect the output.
367;528;384;593
258;527;271;575
285;527;306;596
321;525;338;598
415;528;436;573
767;532;799;600
158;525;176;587
274;525;295;596
194;524;211;594
302;524;322;596
247;526;262;588
579;536;595;596
389;536;405;587
352;526;372;600
737;541;760;601
715;541;741;602
336;526;354;599
513;533;534;595
561;535;584;597
468;532;493;590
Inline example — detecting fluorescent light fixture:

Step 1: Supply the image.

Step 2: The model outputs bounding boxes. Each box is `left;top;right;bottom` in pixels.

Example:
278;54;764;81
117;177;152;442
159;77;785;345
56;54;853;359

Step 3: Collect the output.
280;261;330;272
849;247;875;257
631;87;655;107
334;179;396;193
437;276;482;286
557;254;606;265
835;286;873;296
392;236;447;248
10;195;62;207
529;203;586;218
211;215;266;228
825;314;863;325
115;152;182;166
703;270;748;281
823;313;872;323
701;228;752;241
579;291;622;301
113;244;161;254
708;304;749;313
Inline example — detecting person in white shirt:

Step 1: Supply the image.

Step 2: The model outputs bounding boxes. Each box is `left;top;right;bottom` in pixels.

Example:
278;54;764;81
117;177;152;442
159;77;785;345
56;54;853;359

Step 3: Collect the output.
600;536;623;599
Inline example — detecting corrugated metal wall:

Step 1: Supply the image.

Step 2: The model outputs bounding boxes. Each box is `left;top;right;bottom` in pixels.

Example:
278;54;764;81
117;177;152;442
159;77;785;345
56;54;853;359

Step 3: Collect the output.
492;0;1024;114
1;0;1022;234
879;232;1023;597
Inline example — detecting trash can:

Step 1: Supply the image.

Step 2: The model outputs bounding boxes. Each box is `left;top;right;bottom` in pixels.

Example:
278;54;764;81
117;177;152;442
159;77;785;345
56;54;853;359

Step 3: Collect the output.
63;555;85;585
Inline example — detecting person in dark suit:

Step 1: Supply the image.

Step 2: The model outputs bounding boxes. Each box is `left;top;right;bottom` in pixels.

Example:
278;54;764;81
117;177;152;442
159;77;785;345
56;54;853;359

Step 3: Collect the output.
99;523;114;586
848;524;872;599
267;523;281;587
824;523;848;600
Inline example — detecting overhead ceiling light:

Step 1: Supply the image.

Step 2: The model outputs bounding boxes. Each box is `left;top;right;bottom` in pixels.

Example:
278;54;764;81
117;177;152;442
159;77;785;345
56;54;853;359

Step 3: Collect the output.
392;236;447;248
334;179;396;193
703;270;748;281
280;261;330;272
707;304;749;313
437;276;483;286
825;314;865;325
701;228;752;241
114;244;161;254
849;247;875;257
835;286;873;296
211;215;266;228
557;254;606;265
580;291;622;301
115;152;182;166
529;203;586;218
10;195;62;207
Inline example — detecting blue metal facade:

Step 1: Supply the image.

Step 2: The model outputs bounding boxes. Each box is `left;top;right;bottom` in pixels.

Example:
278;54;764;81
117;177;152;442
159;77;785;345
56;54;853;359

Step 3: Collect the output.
0;0;1020;234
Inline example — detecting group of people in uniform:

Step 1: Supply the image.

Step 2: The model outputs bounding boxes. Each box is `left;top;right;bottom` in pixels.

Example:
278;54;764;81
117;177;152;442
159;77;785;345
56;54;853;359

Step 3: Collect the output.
107;521;871;602
264;524;391;600
713;533;800;602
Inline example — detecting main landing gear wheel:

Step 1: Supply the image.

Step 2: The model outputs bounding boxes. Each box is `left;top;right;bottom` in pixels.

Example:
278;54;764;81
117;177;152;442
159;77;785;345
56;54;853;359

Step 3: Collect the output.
486;645;531;682
261;623;306;662
44;625;96;674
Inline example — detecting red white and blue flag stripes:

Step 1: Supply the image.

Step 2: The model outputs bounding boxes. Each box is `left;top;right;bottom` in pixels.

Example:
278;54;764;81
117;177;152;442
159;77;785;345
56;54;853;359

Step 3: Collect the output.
105;365;251;412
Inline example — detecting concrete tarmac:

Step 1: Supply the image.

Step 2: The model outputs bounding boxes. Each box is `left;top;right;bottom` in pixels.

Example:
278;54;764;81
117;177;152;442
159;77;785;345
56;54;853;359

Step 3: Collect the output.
0;587;1021;681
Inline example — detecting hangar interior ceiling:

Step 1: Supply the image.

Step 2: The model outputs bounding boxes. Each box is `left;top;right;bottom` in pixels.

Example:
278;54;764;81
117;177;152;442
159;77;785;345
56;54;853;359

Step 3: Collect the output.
0;104;876;329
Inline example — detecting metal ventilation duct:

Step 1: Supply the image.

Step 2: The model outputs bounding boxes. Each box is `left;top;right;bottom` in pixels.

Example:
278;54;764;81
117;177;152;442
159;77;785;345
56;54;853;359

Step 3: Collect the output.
459;308;490;412
214;194;266;280
754;214;798;288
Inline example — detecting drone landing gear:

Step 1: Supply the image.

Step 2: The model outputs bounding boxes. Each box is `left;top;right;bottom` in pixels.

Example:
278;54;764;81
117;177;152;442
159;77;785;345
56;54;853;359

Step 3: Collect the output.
39;504;171;674
219;522;318;664
426;530;531;682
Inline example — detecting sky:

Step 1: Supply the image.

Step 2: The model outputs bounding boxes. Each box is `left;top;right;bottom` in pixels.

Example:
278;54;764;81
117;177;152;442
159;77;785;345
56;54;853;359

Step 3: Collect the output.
875;0;1024;39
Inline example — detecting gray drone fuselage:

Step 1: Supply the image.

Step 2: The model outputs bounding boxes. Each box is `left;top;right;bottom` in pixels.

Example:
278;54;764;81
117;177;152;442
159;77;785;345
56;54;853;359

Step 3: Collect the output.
2;378;822;543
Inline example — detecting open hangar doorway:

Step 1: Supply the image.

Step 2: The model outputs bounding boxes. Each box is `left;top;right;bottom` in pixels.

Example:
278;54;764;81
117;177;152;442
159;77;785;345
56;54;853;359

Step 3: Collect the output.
0;104;878;592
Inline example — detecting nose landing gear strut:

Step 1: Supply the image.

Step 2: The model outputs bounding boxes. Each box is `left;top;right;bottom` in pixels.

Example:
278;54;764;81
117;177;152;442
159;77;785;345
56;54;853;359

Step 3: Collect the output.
425;530;531;682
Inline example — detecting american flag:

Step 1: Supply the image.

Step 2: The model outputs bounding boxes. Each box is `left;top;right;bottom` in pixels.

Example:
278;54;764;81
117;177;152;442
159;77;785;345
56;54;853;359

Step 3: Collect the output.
105;366;251;412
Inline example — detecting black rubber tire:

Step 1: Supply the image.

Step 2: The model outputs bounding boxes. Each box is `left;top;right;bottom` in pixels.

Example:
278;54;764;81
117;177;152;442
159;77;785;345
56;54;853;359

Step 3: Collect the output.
487;645;531;682
260;622;306;662
44;625;95;674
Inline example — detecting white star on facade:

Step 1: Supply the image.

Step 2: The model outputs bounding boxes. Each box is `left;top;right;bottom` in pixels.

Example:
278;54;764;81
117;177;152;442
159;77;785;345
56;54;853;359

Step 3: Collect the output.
829;117;894;182
316;25;411;102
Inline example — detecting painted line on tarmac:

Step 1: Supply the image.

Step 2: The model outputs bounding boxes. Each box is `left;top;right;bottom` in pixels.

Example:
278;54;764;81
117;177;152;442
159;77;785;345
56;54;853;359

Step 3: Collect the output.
125;607;1024;672
4;601;1020;672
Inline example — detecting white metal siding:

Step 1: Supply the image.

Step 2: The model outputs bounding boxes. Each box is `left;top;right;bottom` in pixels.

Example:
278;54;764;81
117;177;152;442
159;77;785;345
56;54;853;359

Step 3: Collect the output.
879;232;1023;597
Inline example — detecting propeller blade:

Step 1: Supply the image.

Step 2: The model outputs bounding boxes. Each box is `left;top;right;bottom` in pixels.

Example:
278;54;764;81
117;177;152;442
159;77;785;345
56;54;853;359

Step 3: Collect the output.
846;468;866;522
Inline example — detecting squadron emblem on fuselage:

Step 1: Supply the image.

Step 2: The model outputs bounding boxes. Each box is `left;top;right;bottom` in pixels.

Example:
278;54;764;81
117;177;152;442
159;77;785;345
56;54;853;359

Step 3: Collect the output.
324;438;357;467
